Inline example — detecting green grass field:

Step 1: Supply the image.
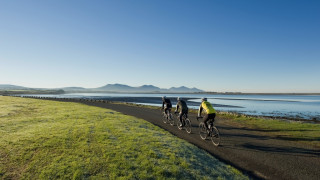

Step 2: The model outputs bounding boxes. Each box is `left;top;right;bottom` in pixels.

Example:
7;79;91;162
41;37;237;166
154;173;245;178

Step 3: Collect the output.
0;96;248;179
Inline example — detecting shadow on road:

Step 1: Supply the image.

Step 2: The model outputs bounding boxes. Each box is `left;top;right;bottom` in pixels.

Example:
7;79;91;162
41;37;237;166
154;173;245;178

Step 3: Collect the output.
219;126;320;142
242;143;320;157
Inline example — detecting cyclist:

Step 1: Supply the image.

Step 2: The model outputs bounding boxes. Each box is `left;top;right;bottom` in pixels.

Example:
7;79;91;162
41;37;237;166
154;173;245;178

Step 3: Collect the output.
175;97;189;127
198;97;216;133
161;96;172;119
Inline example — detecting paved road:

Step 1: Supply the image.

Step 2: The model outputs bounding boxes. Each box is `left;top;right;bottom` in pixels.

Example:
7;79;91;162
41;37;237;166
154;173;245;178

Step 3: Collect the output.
41;98;320;180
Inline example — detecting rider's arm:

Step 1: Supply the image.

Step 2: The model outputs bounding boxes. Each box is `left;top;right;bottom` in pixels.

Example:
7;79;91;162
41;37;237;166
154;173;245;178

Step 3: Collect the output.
176;102;180;112
198;104;203;117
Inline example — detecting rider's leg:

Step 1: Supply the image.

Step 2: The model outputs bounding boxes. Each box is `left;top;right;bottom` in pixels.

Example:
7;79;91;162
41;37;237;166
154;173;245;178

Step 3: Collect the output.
211;113;216;122
181;110;188;126
209;113;216;124
178;112;183;127
166;108;172;119
203;114;209;131
164;107;169;119
185;109;188;119
206;113;216;130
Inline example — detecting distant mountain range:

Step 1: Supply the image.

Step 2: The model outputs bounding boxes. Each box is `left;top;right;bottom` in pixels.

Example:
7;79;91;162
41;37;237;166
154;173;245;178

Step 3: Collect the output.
0;84;30;90
67;84;204;93
90;84;203;93
0;84;204;93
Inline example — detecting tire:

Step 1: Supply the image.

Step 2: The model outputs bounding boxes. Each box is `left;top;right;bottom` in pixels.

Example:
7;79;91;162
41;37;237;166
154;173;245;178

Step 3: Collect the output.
199;122;207;140
210;126;220;146
168;113;174;126
162;112;168;124
185;118;192;134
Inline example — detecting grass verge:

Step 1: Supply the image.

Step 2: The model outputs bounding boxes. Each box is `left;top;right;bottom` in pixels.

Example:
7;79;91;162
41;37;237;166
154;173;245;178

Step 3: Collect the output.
217;112;320;148
0;96;248;179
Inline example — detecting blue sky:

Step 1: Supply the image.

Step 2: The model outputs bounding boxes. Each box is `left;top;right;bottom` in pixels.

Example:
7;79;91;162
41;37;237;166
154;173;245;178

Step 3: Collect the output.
1;0;319;93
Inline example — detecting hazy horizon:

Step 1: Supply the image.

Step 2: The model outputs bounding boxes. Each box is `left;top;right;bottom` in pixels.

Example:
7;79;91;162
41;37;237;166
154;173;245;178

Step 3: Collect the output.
1;1;319;93
2;83;320;94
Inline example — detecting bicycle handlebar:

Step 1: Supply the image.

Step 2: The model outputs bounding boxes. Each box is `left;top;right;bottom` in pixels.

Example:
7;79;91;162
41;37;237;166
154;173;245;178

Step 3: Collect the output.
196;116;203;121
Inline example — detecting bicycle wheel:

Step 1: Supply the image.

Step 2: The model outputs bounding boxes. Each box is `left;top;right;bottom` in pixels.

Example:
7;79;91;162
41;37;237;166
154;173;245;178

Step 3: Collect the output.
162;112;168;124
210;126;221;146
185;118;192;134
168;113;175;126
199;122;207;140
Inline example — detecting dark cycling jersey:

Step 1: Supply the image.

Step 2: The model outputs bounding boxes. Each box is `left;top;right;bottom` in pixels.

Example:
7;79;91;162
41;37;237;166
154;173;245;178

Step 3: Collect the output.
162;98;172;109
176;100;188;113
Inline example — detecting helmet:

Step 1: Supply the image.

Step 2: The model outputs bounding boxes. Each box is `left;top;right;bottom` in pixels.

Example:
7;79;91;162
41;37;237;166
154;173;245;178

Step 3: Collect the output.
177;97;180;101
201;97;207;101
162;96;166;100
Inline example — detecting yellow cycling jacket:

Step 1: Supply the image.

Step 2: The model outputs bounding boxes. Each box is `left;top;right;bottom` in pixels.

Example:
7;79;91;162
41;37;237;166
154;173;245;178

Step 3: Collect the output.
198;101;216;116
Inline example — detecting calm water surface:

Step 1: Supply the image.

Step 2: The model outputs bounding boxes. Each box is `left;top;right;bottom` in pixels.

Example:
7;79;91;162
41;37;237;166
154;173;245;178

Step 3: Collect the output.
21;93;320;121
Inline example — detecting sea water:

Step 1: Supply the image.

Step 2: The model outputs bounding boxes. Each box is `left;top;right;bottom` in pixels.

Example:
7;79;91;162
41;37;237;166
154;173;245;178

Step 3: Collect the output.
20;93;320;121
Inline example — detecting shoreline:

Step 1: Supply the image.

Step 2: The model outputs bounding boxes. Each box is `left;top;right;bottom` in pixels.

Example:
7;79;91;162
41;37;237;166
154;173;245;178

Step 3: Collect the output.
2;90;320;96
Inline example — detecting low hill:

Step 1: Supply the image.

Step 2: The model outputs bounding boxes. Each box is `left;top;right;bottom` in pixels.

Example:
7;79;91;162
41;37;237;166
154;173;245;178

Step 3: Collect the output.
0;84;29;90
95;84;135;92
169;86;203;92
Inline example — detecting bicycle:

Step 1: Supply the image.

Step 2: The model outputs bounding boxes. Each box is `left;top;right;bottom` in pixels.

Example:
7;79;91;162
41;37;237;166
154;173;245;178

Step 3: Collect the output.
197;117;221;146
175;112;192;133
161;109;174;126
